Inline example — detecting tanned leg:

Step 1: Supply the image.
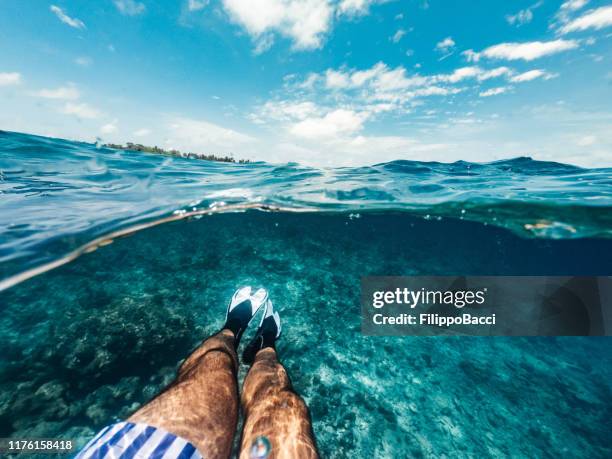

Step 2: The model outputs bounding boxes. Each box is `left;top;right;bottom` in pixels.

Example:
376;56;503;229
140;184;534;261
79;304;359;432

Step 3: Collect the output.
239;348;319;459
128;329;238;459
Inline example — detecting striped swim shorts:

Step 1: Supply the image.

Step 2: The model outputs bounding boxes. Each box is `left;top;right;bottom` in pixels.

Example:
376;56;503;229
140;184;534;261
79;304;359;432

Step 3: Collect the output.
74;422;202;459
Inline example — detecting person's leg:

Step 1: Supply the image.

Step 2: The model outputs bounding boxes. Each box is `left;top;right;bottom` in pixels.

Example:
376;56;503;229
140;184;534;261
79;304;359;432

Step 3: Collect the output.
239;348;318;459
127;286;269;459
239;298;318;459
128;329;239;459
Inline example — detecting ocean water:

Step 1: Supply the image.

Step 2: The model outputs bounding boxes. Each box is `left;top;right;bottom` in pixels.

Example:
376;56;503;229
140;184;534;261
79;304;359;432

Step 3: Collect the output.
0;130;611;458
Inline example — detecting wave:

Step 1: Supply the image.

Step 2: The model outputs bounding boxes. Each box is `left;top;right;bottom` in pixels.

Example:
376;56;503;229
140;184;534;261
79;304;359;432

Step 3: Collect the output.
1;130;611;285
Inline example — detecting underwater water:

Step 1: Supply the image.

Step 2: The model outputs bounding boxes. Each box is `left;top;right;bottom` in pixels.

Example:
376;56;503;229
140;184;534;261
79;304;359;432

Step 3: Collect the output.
1;130;611;458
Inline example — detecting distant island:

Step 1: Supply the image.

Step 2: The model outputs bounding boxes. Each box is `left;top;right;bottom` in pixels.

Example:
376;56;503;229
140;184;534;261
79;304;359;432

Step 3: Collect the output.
103;142;250;164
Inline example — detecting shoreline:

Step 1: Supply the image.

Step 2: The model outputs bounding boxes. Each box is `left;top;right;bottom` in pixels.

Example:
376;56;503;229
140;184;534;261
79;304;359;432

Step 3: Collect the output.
103;141;251;164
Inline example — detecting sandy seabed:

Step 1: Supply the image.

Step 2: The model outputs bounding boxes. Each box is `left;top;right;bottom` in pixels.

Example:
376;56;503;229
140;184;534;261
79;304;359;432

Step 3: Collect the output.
1;211;611;458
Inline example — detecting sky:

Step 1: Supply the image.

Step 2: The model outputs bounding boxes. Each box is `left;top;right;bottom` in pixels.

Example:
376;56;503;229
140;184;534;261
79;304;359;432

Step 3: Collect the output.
1;0;611;167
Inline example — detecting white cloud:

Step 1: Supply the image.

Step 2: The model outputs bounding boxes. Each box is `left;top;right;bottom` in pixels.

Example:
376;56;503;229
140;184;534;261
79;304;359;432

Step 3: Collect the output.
390;29;406;43
337;0;377;16
329;65;425;94
436;66;481;83
561;0;589;12
255;100;320;122
350;62;387;86
253;34;275;54
325;69;351;89
0;72;21;86
289;109;368;138
253;59;561;152
168;117;254;152
435;66;512;83
372;67;427;92
188;0;208;11
506;8;533;26
60;102;101;119
435;36;455;53
479;87;510;97
411;86;459;97
555;0;590;25
479;66;514;80
461;49;480;62
114;0;146;16
32;85;80;100
559;6;612;34
74;56;93;67
510;69;557;82
100;120;118;134
465;39;579;61
50;5;86;29
299;73;319;88
222;0;333;50
221;0;387;51
134;128;151;137
254;66;480;145
506;1;543;26
275;62;527;120
257;103;351;138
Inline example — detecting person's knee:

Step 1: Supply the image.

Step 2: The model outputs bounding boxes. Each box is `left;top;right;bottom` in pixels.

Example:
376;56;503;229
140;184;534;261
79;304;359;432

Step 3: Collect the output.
242;364;290;408
241;390;311;436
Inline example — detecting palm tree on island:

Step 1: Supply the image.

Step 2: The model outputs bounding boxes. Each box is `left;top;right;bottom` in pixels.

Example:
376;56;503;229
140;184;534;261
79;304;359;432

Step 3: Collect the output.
104;142;250;164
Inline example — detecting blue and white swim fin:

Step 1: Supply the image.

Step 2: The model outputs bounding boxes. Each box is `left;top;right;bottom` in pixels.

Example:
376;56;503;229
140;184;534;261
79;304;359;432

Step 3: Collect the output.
242;299;281;364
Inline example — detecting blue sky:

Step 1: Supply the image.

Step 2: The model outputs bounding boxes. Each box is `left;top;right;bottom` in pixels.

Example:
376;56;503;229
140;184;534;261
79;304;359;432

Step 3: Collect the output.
1;0;611;166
